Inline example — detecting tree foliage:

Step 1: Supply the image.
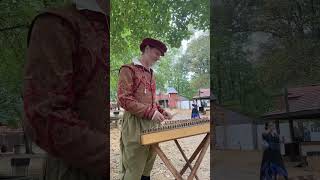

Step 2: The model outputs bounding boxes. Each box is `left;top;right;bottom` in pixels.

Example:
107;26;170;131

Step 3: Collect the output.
212;0;320;117
0;0;65;126
110;0;210;100
157;33;210;99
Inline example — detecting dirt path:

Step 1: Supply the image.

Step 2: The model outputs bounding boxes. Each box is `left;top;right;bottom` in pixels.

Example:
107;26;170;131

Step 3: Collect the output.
213;150;319;180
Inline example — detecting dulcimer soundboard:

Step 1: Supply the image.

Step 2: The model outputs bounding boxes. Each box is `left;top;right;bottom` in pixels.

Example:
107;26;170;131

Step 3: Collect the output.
140;117;210;145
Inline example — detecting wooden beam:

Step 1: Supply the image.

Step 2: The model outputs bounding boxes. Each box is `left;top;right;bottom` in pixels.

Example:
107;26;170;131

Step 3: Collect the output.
284;87;295;142
0;24;29;32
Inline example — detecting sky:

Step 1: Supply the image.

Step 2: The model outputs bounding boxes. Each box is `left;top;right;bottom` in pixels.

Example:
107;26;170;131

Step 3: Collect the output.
178;30;209;81
180;30;207;54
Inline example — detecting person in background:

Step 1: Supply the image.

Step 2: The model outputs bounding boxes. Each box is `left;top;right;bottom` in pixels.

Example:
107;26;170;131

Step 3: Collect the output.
191;103;200;119
260;122;288;180
303;126;311;141
117;38;173;180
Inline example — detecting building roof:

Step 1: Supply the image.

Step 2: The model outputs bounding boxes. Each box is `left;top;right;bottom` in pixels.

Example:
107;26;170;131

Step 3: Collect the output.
156;92;169;101
214;105;255;125
193;88;211;99
263;84;320;119
167;87;178;94
178;95;189;101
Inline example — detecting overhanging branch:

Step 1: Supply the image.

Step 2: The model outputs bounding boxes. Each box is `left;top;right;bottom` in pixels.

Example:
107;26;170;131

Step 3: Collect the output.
0;24;29;32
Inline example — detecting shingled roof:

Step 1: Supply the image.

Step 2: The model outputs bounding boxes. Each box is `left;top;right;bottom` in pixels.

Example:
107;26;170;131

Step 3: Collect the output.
193;88;212;99
263;84;320;119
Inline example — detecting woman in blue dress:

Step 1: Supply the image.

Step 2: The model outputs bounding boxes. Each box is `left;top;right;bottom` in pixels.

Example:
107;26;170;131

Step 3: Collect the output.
260;122;288;180
191;104;200;119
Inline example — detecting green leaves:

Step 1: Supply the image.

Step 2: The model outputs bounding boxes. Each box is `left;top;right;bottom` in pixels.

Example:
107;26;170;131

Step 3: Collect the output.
0;0;65;126
110;0;209;101
211;0;320;117
0;87;22;127
153;33;210;100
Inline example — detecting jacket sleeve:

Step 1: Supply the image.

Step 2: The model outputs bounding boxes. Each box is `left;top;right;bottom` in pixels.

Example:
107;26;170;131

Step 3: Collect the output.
23;14;107;176
117;67;157;119
156;103;165;114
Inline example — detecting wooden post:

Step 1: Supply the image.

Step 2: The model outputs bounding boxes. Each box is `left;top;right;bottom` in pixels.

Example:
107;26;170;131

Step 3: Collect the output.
284;87;294;142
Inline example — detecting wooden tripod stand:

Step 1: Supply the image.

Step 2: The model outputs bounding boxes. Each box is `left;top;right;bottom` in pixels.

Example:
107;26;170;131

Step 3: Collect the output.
151;133;210;180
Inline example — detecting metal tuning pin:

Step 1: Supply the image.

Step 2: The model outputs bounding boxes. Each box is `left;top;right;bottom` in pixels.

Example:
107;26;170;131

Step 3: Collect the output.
159;126;163;131
142;117;210;134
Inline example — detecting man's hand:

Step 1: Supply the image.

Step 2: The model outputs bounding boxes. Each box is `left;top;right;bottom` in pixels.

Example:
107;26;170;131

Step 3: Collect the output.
151;110;165;122
163;110;173;120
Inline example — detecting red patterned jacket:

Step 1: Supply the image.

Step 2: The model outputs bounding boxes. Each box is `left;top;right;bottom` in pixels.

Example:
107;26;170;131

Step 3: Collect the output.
23;5;108;176
117;59;164;119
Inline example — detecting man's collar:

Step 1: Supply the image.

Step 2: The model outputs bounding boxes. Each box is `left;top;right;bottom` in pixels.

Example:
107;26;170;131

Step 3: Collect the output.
132;58;153;71
73;0;106;15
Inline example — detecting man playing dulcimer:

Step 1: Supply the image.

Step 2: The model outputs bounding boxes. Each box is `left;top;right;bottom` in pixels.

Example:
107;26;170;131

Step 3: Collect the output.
117;38;174;180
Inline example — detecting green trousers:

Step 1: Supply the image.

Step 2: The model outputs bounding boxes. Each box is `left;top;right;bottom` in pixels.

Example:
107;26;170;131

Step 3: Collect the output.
120;112;158;180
